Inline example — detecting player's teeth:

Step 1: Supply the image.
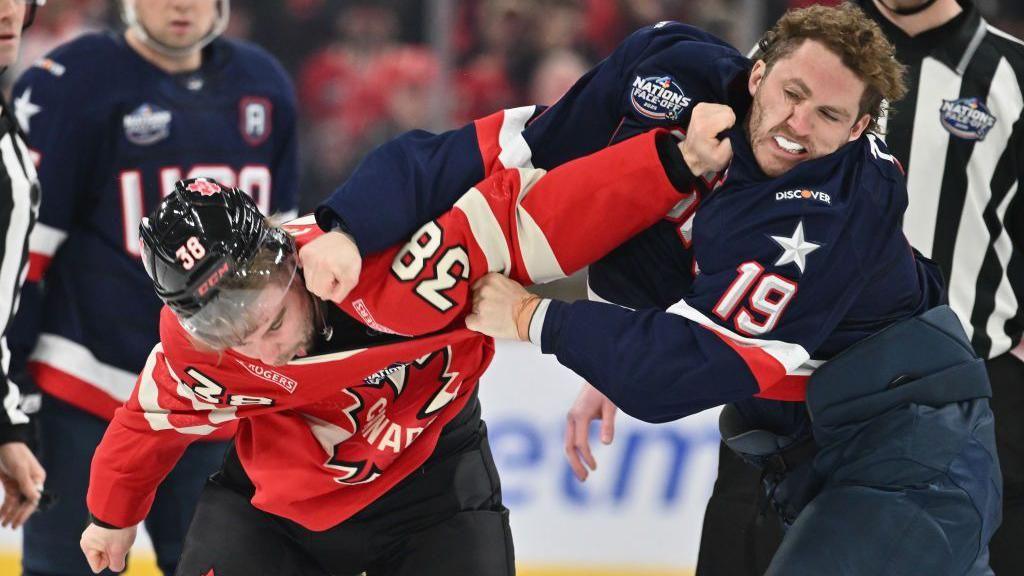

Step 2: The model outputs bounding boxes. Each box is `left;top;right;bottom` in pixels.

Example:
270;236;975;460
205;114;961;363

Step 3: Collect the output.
773;135;805;153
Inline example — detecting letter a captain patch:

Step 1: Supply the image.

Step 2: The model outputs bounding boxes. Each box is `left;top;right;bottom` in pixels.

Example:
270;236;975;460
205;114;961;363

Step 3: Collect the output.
239;97;272;146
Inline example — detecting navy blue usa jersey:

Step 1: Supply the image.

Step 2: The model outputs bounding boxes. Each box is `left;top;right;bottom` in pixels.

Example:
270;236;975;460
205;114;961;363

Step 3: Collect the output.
9;33;298;420
317;21;944;425
537;128;944;422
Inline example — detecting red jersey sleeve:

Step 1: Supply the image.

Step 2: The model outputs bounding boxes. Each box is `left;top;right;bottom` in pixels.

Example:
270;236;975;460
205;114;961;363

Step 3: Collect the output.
314;129;687;336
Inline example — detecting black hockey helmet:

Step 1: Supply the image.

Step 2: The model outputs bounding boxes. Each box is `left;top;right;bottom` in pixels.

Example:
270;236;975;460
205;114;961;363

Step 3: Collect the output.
140;177;298;348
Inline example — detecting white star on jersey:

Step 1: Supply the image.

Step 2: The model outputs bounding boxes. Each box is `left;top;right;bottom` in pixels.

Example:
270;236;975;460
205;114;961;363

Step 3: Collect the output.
14;88;41;134
771;221;820;273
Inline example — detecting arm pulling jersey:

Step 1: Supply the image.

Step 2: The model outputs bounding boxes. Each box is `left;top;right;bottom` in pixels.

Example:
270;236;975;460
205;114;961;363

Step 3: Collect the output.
87;130;691;530
7;33;298;421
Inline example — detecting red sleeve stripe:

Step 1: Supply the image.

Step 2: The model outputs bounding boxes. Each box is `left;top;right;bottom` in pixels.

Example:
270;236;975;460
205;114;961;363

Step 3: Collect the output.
474;106;538;175
26;253;50;282
474;110;505;175
26;223;66;280
666;297;811;397
754;374;810;401
29;362;122;420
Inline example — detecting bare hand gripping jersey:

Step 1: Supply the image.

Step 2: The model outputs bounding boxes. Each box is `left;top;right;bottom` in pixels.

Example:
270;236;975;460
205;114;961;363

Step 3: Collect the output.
87;129;689;530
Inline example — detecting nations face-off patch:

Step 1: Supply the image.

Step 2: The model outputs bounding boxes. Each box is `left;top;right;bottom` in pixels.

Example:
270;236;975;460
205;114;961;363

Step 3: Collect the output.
123;103;172;146
630;75;692;121
939;97;997;141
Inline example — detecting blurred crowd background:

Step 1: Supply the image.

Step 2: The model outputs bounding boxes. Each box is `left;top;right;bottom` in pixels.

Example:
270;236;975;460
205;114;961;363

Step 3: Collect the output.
11;0;1024;213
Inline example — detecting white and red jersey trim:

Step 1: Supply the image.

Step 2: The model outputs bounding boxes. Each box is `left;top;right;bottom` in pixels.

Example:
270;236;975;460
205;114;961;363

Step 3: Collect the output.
666;297;815;400
25;222;66;281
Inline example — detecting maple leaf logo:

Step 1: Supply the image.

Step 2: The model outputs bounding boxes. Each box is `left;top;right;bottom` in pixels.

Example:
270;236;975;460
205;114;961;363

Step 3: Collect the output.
186;179;222;196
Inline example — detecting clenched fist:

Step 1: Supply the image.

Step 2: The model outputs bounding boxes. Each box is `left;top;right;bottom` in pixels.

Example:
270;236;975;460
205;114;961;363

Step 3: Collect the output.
680;102;736;176
80;523;137;573
298;230;362;303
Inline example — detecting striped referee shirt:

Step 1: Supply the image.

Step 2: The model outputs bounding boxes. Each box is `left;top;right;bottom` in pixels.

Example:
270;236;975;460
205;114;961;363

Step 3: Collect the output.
859;0;1024;359
0;93;39;443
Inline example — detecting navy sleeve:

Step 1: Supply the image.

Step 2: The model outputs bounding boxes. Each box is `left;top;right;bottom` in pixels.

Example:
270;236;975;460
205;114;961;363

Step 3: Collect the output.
540;300;759;423
523;21;749;168
314;123;486;254
317;22;749;255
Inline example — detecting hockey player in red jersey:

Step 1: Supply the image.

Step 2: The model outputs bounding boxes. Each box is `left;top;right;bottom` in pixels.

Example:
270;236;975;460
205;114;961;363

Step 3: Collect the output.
78;128;694;575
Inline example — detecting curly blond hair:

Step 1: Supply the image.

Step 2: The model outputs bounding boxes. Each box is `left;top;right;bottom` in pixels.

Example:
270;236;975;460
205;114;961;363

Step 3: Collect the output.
756;2;907;133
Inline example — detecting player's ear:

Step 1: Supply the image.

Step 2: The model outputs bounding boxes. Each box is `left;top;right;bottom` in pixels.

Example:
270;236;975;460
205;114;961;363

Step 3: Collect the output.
849;113;871;141
748;60;767;97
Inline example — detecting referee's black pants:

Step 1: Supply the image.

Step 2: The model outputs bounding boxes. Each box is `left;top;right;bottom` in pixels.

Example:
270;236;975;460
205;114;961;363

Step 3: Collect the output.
694;441;783;576
175;419;515;576
986;353;1024;576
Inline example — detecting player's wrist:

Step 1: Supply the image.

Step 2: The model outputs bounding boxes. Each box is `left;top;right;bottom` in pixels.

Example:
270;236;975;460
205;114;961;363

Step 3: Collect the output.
515;295;543;341
656;131;697;192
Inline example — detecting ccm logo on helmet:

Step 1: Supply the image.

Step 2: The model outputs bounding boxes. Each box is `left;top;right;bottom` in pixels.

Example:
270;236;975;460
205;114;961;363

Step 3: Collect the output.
775;189;831;206
197;261;231;297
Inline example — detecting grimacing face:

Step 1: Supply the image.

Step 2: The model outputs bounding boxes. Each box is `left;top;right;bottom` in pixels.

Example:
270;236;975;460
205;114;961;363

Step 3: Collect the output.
0;0;25;68
230;278;316;366
746;39;873;178
128;0;218;51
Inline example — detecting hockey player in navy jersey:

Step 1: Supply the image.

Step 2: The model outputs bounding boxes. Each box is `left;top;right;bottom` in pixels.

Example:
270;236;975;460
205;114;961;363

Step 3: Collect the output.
7;0;298;574
463;7;999;575
303;4;1000;575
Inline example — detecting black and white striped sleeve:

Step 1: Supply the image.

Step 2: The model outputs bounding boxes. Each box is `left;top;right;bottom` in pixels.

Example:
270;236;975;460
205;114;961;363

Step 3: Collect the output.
0;104;39;445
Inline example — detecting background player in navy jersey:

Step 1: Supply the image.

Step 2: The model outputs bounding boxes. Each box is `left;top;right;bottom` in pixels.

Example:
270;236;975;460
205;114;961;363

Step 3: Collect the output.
7;0;298;574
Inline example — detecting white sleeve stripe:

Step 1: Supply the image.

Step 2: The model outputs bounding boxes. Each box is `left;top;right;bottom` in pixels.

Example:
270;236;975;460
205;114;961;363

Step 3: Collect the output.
586;282;611;303
270;209;300;226
30;334;138;401
497;106;536;170
0;340;26;425
28;222;66;257
137;344;217;436
514;168;565;282
528;298;551;346
0;132;34;339
286;214;316;226
791;358;824;376
0;127;37;426
585;279;637;309
454;187;512;274
666;297;810;373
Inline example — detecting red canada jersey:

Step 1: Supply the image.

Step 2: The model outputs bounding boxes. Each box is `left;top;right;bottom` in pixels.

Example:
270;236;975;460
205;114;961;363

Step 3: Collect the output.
87;129;687;530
